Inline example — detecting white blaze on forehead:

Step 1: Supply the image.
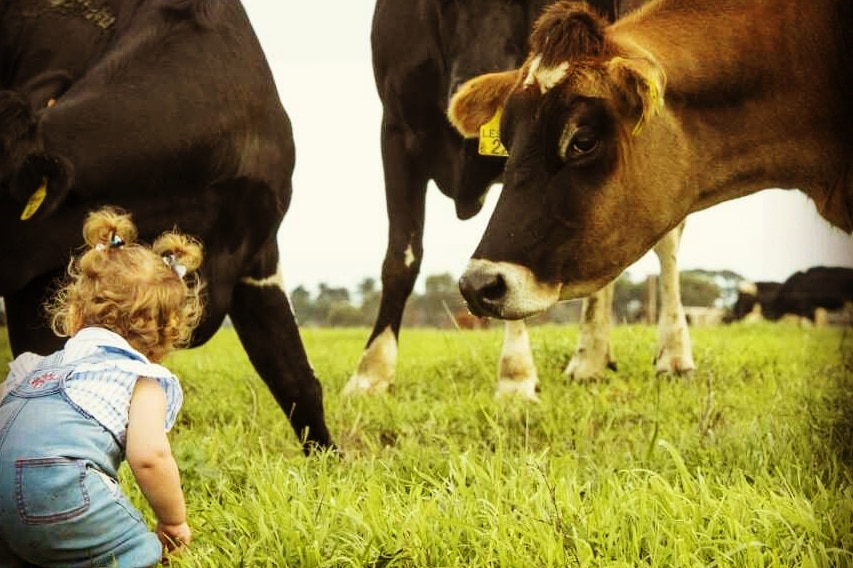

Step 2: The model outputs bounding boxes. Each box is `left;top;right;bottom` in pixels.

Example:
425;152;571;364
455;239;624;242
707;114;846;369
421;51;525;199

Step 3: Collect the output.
523;54;569;94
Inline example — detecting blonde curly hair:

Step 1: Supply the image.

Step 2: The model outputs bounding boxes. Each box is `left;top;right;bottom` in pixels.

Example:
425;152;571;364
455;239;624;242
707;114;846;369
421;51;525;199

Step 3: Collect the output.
48;206;205;362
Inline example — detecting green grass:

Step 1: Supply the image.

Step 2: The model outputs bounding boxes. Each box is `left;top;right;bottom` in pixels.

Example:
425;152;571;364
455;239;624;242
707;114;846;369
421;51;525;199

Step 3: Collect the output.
1;323;851;566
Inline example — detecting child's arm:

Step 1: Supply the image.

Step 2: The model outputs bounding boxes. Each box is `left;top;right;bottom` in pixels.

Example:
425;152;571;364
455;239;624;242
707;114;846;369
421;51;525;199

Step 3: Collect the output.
126;377;191;552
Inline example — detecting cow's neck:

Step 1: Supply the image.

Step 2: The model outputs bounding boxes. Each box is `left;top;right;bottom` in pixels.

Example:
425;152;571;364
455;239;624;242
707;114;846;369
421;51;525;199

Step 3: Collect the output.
613;0;853;231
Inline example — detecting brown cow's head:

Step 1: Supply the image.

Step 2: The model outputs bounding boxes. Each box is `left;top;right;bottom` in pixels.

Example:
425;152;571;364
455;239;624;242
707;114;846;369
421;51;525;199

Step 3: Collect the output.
448;1;689;319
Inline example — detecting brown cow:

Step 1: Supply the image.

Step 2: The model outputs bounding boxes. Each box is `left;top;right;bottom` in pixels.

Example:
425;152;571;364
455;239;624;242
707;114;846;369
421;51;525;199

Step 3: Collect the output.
347;0;694;400
447;0;852;319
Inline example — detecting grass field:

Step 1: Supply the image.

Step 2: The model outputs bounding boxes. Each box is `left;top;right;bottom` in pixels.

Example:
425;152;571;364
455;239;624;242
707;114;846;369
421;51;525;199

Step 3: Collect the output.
1;323;852;567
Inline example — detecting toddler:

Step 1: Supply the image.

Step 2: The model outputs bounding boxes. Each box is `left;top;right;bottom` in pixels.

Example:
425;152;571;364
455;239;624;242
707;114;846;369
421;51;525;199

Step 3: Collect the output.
0;206;203;567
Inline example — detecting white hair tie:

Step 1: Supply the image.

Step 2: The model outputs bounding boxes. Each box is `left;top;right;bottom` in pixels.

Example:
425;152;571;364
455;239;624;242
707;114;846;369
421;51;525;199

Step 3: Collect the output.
162;253;187;278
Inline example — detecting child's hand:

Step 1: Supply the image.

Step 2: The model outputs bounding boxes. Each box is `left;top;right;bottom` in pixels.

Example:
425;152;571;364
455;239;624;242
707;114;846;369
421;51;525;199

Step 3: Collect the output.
157;521;191;554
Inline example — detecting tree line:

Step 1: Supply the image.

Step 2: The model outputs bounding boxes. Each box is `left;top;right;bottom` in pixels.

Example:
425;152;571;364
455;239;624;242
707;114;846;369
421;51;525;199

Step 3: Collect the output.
289;269;745;328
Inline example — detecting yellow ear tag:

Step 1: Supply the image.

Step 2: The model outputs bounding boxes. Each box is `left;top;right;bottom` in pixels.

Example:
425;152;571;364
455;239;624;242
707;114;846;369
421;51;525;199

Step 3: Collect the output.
20;178;48;221
478;109;509;157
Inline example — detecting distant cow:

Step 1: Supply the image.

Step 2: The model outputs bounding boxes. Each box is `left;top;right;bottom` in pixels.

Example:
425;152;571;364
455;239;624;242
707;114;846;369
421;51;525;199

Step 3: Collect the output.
727;281;783;322
449;0;853;321
0;0;332;453
345;0;693;401
769;267;853;323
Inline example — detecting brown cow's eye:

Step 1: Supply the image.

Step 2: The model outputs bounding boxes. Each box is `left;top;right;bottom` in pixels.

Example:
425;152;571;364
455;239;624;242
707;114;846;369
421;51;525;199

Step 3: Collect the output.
570;132;599;156
558;124;599;162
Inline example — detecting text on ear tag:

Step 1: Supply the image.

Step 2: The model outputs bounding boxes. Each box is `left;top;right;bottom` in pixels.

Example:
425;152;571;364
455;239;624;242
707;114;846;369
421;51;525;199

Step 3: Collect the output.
478;109;509;157
20;178;48;221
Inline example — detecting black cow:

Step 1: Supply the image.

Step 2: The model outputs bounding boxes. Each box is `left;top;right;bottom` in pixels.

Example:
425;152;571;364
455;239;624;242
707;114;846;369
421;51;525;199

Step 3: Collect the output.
726;281;783;322
345;0;693;399
769;267;853;323
0;0;333;454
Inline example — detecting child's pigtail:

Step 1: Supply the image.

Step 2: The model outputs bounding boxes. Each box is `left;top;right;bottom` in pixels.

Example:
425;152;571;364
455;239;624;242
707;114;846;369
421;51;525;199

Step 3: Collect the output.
153;230;205;352
153;232;203;280
83;207;138;251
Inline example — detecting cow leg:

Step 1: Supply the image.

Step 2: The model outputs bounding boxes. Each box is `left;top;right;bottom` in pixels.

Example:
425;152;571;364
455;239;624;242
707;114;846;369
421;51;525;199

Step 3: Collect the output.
652;222;695;375
4;272;65;356
495;320;539;401
564;283;616;381
343;119;427;396
230;267;333;454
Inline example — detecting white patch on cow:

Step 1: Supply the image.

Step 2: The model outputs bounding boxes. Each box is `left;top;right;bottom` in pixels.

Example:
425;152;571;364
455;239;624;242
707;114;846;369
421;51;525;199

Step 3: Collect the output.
463;259;562;319
523;54;569;94
653;227;695;375
738;280;758;295
240;267;284;289
565;283;615;381
496;320;539;402
404;243;416;268
342;326;397;396
239;265;301;323
744;302;764;323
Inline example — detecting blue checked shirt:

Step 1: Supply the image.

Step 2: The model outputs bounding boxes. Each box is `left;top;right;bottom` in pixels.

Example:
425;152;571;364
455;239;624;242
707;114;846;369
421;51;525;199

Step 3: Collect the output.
1;327;183;447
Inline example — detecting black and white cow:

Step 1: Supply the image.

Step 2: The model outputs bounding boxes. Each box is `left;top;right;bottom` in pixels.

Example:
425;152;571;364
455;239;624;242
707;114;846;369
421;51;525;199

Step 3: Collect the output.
770;267;853;323
0;0;333;453
345;0;693;401
727;281;783;322
729;268;853;324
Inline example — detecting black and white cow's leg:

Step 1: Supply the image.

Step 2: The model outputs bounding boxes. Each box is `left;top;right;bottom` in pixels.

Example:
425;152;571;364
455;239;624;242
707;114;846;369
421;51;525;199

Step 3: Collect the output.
495;319;540;401
230;264;334;454
653;221;695;375
564;283;616;381
342;119;427;396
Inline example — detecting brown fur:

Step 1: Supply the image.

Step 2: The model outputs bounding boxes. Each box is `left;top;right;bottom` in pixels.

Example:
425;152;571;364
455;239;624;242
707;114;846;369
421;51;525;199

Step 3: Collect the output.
530;2;607;67
447;70;519;138
448;0;852;302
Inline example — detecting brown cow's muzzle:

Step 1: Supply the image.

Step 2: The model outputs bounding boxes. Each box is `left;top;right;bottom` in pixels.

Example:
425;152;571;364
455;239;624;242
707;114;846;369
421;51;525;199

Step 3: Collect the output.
458;258;563;320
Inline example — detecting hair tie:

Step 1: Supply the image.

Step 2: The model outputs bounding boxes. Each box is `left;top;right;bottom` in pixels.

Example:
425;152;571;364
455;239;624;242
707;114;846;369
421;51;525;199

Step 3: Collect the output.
162;253;188;278
95;232;125;251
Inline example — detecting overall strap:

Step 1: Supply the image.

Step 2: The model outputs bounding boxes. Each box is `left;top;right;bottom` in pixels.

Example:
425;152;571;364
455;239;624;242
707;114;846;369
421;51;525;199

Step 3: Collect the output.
8;351;107;398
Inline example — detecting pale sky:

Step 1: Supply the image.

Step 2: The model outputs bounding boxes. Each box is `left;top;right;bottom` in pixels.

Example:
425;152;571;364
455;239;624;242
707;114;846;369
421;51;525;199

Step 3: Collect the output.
242;1;853;294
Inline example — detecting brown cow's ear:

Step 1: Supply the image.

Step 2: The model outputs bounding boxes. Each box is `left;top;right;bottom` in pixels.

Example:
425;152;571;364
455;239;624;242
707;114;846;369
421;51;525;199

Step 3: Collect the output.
448;70;520;138
606;56;666;135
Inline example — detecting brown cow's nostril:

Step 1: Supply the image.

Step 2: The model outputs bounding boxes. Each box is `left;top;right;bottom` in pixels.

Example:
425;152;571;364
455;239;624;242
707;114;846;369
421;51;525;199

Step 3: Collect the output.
480;273;506;302
459;269;507;317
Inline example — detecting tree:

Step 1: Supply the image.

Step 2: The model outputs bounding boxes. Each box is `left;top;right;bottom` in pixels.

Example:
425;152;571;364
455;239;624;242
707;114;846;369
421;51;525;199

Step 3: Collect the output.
315;283;352;325
613;272;645;322
680;269;745;307
357;277;381;325
422;272;466;327
290;285;315;325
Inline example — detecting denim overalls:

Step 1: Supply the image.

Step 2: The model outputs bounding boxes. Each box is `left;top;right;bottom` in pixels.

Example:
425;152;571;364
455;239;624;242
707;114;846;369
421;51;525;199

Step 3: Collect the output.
0;351;161;568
